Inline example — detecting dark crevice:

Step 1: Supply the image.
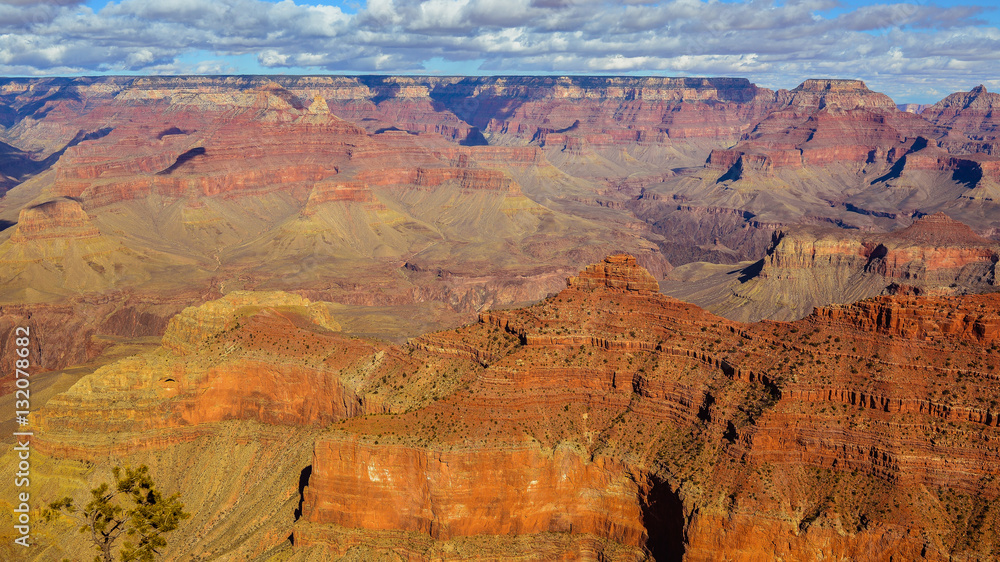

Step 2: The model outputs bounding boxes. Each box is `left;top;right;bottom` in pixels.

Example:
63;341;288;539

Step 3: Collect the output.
156;127;191;140
0;127;112;191
952;160;984;188
5;86;83;128
870;156;908;184
642;475;686;562
293;465;312;521
696;392;715;422
374;126;410;134
869;137;928;185
365;79;401;106
863;244;889;272
715;158;744;183
553;119;580;134
723;421;738;443
459;127;489;146
156;146;206;175
262;85;307;110
844;203;897;219
36;127;113;171
736;259;764;283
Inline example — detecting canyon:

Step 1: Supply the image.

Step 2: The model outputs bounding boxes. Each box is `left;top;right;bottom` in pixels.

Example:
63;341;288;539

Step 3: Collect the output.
662;212;1000;321
6;256;999;560
2;75;1000;560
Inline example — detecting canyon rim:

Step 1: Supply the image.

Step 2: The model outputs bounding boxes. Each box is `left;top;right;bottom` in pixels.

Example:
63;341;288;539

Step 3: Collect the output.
1;0;1000;560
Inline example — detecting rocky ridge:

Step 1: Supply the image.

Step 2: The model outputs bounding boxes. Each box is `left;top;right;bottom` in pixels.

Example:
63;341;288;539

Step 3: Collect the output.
290;256;1000;560
12;256;1000;560
662;213;999;322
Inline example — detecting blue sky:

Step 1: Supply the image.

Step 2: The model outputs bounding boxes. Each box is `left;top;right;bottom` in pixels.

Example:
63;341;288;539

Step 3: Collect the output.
6;0;999;103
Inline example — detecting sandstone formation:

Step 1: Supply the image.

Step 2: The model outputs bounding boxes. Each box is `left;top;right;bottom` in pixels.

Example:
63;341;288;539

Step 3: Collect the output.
662;212;999;322
634;80;1000;266
6;73;1000;559
921;85;1000;155
34;291;366;442
9;197;98;242
14;291;400;560
287;256;1000;560
706;79;924;175
3;74;999;304
7;257;1000;560
567;253;660;292
0;75;675;370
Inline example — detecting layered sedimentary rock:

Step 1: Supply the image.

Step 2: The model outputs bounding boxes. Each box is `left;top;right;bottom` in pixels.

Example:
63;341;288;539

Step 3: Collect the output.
706;79;922;175
14;257;1000;560
5;74;1000;286
635;79;1000;266
302;439;647;551
34;291;369;446
20;291;398;560
0;196;171;303
662;213;999;322
286;256;1000;560
921;85;1000;155
567;253;659;292
19;287;489;560
816;292;1000;344
8;197;98;241
762;212;997;284
9;73;1000;559
0;76;674;362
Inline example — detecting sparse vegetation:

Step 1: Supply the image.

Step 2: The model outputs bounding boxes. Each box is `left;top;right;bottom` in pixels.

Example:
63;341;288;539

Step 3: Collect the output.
44;465;189;562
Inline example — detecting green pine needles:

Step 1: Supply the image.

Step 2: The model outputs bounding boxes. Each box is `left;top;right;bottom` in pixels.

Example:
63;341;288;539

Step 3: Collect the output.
44;465;190;562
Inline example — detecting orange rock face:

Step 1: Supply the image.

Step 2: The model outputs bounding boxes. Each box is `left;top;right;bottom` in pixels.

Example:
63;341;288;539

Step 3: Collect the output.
815;293;1000;345
34;292;385;457
922;85;1000;155
10;74;1000;560
8;198;98;242
709;79;937;178
567;253;660;292
300;440;647;547
764;213;998;279
284;256;1000;560
19;255;1000;559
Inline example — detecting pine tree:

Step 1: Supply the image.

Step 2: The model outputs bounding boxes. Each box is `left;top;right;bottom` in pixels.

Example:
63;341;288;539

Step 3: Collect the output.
44;465;190;562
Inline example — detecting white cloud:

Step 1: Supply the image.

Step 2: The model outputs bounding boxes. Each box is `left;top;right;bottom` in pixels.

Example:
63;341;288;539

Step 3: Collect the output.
258;49;289;67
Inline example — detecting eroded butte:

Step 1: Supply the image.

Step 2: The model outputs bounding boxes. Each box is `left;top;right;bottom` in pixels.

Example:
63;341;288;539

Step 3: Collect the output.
13;256;1000;560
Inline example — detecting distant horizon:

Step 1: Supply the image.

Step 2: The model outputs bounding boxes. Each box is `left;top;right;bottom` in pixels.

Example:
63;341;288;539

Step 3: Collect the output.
2;72;987;105
2;1;997;105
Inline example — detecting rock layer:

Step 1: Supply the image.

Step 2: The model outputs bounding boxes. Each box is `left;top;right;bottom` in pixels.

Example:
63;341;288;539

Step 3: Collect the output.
567;253;660;292
290;256;1000;560
662;212;1000;322
15;255;1000;560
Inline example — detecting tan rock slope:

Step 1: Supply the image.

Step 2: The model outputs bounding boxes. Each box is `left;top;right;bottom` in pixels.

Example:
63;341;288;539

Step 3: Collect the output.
292;255;1000;560
10;255;1000;560
18;291;399;559
3;76;1000;374
663;212;999;321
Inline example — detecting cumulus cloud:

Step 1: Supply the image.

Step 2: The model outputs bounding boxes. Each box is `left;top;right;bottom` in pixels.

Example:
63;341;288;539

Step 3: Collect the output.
0;0;996;101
